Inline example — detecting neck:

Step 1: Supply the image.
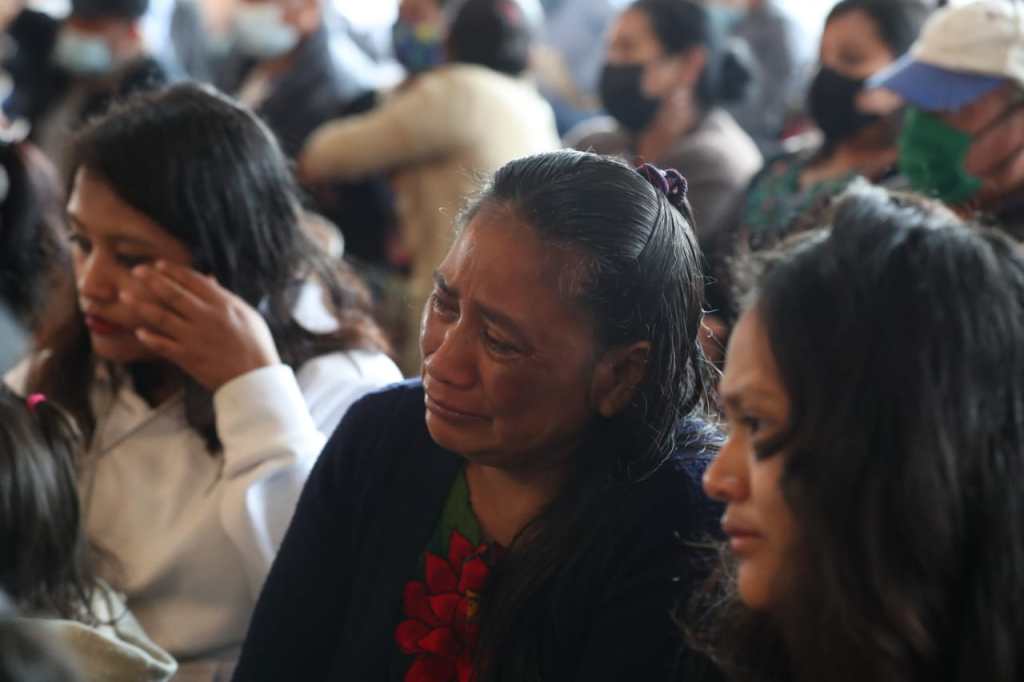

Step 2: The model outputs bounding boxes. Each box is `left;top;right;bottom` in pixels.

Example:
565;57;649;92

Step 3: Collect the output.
637;90;703;162
829;139;898;178
256;42;303;77
129;361;183;407
465;455;573;547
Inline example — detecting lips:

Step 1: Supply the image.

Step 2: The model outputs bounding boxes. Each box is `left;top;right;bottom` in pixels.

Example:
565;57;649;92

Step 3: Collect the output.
722;518;761;556
424;392;489;423
84;314;130;336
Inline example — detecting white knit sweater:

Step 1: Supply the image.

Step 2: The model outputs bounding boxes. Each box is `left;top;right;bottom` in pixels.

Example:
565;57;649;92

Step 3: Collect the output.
8;349;401;680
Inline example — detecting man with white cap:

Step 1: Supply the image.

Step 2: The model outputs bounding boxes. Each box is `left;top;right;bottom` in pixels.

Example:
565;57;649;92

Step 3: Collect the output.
869;0;1024;235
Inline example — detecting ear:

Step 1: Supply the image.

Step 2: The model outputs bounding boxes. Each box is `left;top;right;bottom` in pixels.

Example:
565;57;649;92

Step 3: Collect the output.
295;0;321;35
590;341;651;419
676;46;708;89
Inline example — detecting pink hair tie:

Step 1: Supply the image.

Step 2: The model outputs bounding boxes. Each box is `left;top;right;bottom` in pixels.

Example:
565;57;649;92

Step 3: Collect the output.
26;393;46;412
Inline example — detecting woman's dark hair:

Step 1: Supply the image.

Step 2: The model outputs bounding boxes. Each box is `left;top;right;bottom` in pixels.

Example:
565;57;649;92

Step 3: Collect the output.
465;150;715;681
826;0;931;57
447;0;531;76
692;183;1024;682
0;387;96;626
629;0;751;109
30;83;389;452
0;142;68;333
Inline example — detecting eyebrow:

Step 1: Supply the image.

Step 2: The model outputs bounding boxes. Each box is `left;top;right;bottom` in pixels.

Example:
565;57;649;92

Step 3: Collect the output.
720;385;784;414
67;215;159;250
433;271;530;342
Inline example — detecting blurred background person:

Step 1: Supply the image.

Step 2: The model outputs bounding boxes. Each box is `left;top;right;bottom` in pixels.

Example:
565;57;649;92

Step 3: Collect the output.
738;0;930;251
9;84;401;680
699;182;1024;682
300;0;560;374
869;0;1024;239
3;0;175;172
390;0;455;77
143;0;213;79
214;0;398;269
530;0;629;135
568;0;762;244
714;0;814;157
695;0;931;365
0;139;68;340
216;0;374;154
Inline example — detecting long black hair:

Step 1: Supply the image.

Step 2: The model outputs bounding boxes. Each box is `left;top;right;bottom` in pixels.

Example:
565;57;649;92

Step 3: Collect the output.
29;83;389;452
693;183;1024;682
466;150;715;681
447;0;532;76
628;0;751;110
0;142;68;333
0;386;96;625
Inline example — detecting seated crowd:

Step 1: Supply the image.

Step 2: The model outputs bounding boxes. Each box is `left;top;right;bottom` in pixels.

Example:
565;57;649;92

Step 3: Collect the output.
0;0;1022;681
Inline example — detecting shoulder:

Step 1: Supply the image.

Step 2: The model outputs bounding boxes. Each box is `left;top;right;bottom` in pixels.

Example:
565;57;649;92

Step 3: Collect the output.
312;380;437;500
675;111;762;175
634;417;724;541
21;581;177;682
321;379;426;453
565;115;630;156
295;349;402;390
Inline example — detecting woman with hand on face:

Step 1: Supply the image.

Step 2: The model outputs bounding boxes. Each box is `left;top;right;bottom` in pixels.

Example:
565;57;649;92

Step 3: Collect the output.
8;83;402;681
697;183;1024;682
232;150;724;682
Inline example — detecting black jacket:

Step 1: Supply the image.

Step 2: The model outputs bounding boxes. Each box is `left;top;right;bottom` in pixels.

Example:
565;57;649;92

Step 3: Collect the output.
233;381;724;681
216;28;396;266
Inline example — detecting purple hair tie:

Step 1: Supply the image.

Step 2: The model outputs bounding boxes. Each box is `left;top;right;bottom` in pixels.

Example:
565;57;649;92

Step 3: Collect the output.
636;163;689;212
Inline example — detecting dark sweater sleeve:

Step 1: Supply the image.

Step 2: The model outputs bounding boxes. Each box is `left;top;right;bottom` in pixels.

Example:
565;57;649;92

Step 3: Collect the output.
573;442;725;682
573;542;723;682
231;390;388;681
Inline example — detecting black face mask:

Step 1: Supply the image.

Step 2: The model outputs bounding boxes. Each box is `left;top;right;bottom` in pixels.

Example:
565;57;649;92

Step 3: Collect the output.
599;63;662;133
807;67;881;145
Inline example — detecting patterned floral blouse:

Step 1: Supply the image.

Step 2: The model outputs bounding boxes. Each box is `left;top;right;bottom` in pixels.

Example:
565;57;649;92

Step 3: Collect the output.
393;469;502;682
743;149;860;248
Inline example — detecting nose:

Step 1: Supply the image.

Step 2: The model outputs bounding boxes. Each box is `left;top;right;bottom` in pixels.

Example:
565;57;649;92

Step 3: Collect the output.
422;318;477;390
76;251;117;304
703;434;749;503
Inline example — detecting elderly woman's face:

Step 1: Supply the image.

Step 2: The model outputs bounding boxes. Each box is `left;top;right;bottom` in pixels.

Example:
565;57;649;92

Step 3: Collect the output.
420;208;606;471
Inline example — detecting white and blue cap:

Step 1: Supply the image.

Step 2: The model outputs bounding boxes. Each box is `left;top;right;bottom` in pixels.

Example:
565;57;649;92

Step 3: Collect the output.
868;0;1024;112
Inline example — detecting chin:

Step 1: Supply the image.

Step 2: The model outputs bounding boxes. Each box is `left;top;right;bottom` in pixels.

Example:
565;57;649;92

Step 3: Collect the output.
424;411;490;459
736;561;779;612
89;335;156;364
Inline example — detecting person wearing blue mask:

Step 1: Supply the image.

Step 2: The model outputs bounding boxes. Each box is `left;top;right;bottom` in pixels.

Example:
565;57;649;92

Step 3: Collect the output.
215;0;398;268
5;0;173;174
391;0;454;76
869;0;1024;240
217;0;376;157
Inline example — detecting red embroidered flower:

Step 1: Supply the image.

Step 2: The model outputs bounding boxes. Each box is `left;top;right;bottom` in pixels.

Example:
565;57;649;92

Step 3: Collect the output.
396;531;493;682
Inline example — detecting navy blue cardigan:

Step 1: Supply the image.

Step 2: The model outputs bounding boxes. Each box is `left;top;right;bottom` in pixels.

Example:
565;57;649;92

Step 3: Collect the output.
232;381;724;681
